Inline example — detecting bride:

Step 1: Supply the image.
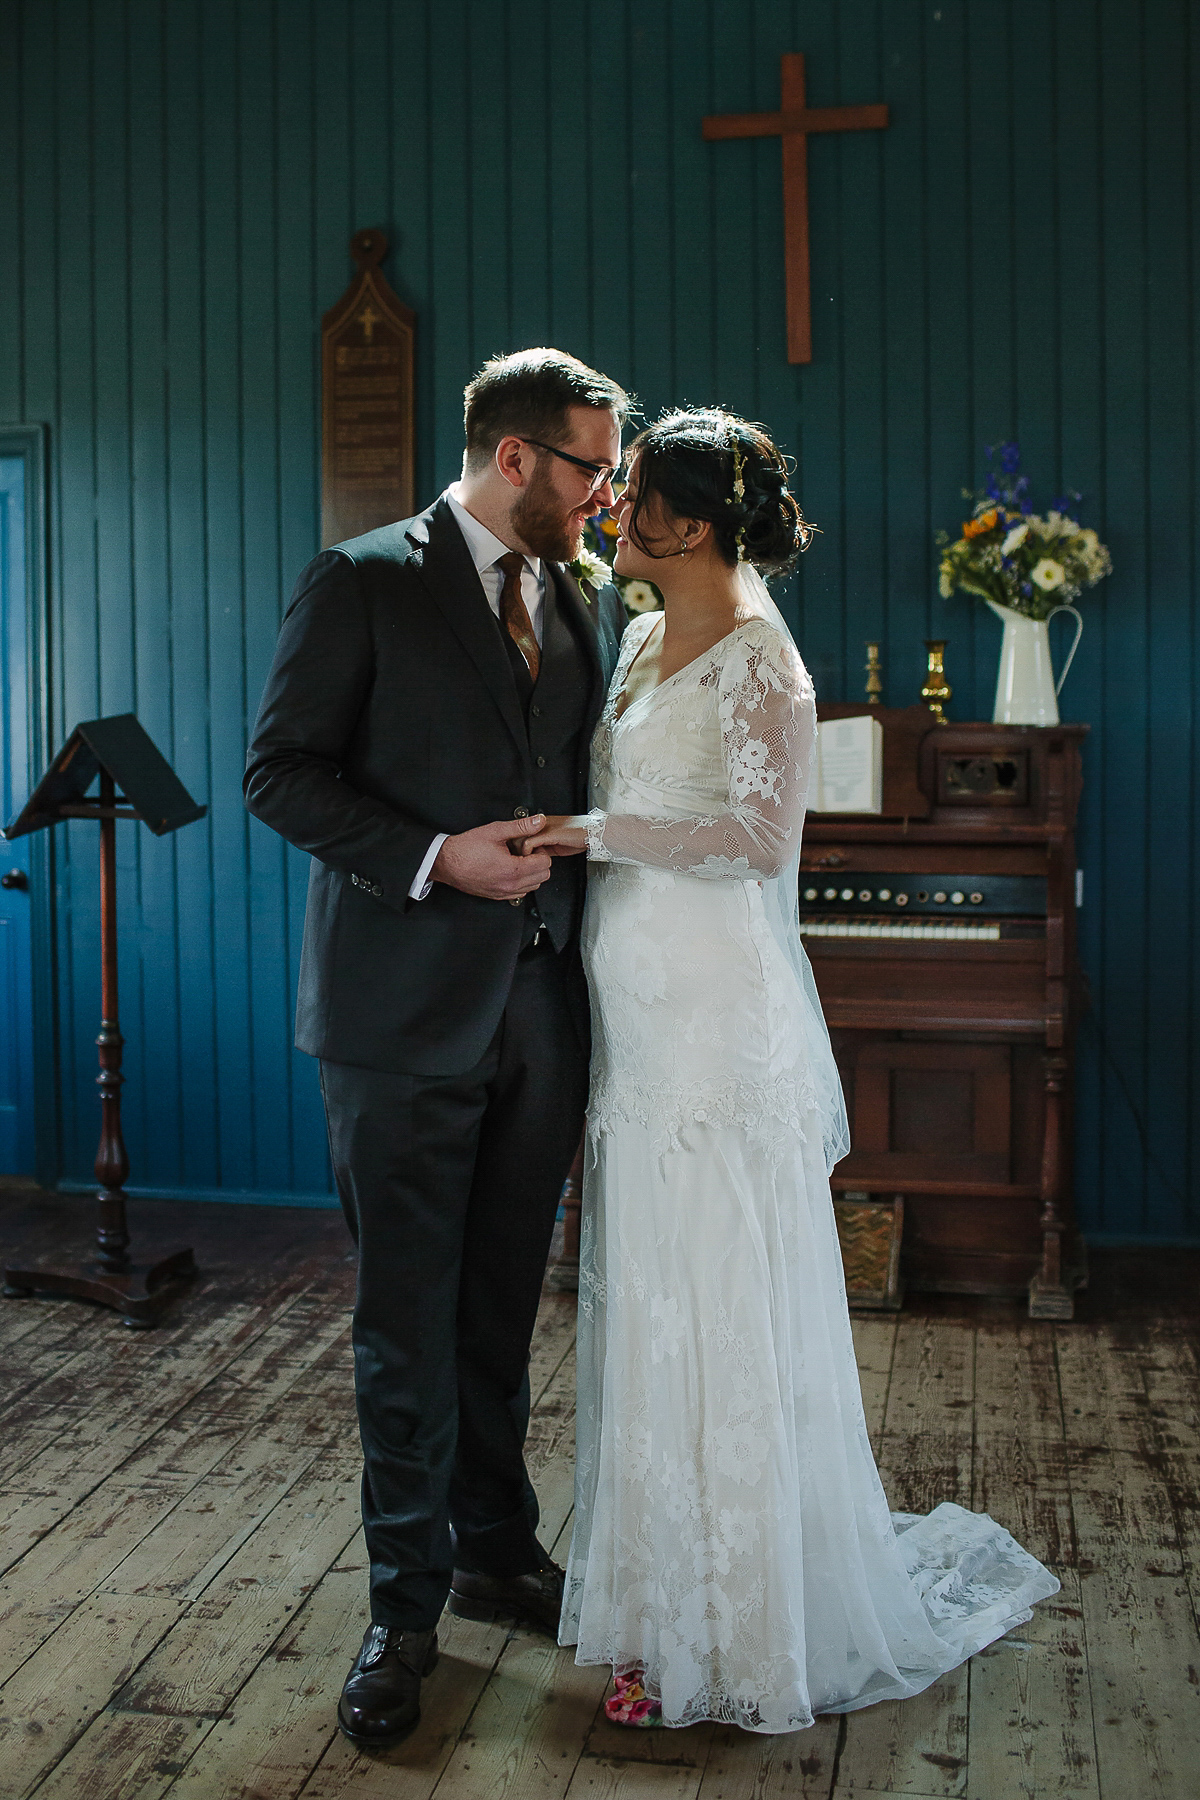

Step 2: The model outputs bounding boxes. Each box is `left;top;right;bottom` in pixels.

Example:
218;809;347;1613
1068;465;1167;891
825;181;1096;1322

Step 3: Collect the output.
524;410;1058;1734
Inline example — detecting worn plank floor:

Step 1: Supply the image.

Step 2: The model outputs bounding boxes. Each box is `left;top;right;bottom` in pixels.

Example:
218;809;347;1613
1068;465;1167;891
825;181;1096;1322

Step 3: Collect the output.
1;1188;1197;1800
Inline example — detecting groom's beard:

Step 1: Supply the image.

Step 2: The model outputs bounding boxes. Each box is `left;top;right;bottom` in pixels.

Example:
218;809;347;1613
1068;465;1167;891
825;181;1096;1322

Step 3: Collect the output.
511;463;586;564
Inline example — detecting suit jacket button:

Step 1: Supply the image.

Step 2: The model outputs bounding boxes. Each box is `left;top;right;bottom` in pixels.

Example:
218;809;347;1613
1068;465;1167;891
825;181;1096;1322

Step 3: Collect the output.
509;897;522;906
531;704;542;717
513;806;528;817
536;755;546;767
372;884;383;897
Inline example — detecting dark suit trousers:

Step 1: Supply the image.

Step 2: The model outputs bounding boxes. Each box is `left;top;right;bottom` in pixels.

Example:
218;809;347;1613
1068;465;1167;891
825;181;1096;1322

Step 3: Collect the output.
319;939;589;1630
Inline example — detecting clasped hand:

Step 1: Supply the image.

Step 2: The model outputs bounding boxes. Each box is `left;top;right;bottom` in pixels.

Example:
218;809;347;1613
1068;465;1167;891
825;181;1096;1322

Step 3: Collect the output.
430;813;583;902
520;816;587;856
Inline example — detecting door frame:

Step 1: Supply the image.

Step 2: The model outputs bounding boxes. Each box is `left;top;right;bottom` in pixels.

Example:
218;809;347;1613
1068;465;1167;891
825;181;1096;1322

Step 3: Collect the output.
0;423;56;1185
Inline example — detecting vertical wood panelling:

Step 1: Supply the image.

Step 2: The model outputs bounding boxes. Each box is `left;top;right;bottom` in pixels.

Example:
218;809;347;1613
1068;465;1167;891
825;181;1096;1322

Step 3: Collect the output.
127;0;181;1188
274;0;327;1195
5;0;1197;1236
795;6;848;690
1055;0;1107;1240
164;0;221;1195
1095;0;1152;1233
836;0;887;697
879;1;930;714
0;16;22;421
1190;2;1200;1245
1142;0;1193;1239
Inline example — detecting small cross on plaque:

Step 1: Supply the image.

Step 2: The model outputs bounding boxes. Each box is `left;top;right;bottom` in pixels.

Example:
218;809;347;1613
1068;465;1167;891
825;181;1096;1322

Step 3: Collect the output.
355;300;382;344
703;53;889;364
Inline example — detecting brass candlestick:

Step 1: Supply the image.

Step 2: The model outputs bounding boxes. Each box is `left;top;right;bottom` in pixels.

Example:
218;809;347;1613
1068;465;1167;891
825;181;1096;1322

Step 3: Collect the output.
864;642;882;705
921;640;951;723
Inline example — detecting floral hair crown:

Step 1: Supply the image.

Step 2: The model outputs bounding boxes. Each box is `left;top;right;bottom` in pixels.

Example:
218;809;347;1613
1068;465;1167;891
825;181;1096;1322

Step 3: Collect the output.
725;436;747;561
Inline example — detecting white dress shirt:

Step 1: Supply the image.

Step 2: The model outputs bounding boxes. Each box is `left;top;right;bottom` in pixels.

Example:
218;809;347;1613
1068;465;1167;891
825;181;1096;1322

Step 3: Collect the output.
407;489;546;899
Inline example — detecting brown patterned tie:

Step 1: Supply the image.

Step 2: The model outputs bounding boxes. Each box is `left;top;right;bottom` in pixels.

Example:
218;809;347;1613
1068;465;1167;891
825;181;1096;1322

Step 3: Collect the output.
496;551;540;682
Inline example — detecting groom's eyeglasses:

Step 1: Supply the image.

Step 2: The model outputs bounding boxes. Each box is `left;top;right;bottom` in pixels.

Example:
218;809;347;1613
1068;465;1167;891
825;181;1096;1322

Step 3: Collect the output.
517;438;622;497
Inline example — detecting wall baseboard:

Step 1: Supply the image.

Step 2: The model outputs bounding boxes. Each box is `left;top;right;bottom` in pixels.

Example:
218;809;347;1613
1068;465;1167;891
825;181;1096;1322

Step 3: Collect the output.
55;1180;339;1212
1081;1231;1200;1251
47;1190;1200;1243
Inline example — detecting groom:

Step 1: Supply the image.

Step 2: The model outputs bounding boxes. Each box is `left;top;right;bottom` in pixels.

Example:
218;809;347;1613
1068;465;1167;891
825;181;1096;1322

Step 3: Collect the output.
244;348;628;1748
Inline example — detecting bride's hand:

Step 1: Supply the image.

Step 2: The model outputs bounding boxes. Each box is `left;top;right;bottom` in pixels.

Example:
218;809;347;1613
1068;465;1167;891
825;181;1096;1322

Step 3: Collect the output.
521;815;587;855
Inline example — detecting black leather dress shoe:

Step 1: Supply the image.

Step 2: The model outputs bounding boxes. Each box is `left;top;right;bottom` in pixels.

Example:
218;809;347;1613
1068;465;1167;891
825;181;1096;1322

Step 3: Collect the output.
447;1559;565;1635
337;1624;439;1749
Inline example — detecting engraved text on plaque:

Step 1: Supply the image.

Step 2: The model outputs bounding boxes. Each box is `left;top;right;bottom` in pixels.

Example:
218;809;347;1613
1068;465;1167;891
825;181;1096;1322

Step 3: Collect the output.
321;229;416;546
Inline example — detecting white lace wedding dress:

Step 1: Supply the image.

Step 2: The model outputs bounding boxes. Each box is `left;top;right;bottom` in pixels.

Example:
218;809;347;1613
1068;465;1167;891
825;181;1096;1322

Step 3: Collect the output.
558;591;1059;1734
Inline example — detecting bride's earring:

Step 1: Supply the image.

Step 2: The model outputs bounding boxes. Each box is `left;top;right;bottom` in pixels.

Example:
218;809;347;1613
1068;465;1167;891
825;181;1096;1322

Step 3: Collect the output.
679;537;689;556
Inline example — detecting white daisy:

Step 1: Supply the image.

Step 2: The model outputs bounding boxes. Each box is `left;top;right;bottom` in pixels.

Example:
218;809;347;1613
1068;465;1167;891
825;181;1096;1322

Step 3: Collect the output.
623;580;661;613
1031;557;1066;591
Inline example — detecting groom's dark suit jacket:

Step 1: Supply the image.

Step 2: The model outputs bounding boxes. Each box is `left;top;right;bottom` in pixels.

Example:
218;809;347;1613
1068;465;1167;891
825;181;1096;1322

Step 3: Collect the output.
243;497;625;1077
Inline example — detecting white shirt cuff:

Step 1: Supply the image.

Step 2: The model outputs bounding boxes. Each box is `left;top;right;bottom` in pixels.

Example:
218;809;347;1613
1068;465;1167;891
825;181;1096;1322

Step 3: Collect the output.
409;833;448;900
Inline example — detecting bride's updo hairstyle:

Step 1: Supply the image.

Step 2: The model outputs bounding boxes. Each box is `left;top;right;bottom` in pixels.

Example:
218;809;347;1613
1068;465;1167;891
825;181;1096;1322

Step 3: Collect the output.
623;408;814;578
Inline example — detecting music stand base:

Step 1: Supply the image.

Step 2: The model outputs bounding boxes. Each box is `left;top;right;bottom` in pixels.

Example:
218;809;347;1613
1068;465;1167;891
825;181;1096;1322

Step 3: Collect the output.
2;1248;196;1329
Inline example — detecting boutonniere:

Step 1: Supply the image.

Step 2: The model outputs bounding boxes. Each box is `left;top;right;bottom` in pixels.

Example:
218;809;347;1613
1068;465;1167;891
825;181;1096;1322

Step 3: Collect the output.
567;548;613;600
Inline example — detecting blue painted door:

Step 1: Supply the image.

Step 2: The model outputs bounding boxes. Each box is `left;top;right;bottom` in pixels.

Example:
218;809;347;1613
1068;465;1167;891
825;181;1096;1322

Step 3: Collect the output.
0;454;34;1173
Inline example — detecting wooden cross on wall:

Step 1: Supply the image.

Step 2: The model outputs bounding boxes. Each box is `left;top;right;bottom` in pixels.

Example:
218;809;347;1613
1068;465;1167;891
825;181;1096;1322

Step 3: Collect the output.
703;53;889;364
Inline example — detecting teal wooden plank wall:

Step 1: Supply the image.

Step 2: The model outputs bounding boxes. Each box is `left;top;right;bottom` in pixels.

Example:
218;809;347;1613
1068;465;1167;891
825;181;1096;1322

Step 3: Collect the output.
1;0;1196;1236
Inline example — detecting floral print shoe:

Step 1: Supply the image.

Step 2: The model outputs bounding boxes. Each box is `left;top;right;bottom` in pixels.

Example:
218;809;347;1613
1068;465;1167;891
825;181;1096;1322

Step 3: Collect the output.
604;1668;663;1727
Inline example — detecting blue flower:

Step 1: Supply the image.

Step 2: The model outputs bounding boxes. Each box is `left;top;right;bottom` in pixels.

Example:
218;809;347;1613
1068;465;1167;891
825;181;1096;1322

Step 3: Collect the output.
1000;441;1021;474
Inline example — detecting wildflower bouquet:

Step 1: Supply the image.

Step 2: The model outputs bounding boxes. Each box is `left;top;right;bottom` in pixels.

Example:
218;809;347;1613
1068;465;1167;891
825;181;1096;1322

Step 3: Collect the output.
936;443;1111;622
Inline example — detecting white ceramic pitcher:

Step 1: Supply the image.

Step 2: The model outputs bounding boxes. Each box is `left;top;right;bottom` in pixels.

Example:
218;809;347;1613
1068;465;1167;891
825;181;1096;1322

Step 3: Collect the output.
986;598;1083;726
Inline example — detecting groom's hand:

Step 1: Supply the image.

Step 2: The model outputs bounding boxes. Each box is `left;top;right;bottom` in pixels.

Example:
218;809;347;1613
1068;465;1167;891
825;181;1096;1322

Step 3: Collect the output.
431;815;553;901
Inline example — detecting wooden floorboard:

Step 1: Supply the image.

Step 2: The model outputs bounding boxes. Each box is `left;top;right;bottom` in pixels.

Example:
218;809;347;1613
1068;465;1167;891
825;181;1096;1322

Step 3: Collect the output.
0;1196;1197;1800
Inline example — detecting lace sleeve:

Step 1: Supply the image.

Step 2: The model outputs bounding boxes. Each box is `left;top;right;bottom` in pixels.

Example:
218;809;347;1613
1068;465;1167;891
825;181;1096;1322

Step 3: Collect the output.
587;625;815;880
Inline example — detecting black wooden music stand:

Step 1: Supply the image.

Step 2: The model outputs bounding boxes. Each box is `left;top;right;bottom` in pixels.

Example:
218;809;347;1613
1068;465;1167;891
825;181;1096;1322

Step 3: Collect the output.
2;715;207;1328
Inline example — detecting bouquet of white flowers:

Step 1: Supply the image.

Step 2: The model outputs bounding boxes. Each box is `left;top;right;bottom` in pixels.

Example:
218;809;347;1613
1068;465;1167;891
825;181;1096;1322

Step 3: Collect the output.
936;443;1111;622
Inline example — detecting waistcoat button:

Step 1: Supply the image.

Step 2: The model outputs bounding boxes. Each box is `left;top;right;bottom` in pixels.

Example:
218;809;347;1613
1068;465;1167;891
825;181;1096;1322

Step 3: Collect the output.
531;704;542;716
536;755;546;767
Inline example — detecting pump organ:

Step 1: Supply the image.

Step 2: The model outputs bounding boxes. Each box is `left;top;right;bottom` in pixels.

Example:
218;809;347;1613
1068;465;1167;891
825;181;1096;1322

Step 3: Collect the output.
804;707;1088;1320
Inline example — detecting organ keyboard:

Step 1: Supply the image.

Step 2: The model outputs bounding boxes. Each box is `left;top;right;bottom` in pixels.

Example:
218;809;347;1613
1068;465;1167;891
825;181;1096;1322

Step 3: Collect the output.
805;707;1088;1319
803;921;1001;941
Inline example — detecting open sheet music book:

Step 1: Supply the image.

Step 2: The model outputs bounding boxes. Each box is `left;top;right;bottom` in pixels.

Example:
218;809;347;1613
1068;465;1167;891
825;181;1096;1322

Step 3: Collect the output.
811;714;884;814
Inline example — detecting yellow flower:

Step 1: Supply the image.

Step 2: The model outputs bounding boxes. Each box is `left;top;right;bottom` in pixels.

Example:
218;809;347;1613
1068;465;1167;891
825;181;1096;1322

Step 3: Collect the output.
1031;558;1066;592
963;509;998;540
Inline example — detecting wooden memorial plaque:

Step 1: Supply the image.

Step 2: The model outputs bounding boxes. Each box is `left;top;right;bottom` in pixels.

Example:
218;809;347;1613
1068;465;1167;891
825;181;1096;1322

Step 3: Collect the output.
321;229;416;546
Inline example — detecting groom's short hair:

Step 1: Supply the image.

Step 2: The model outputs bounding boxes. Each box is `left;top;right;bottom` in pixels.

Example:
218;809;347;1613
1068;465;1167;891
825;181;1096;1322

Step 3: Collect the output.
463;349;630;468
